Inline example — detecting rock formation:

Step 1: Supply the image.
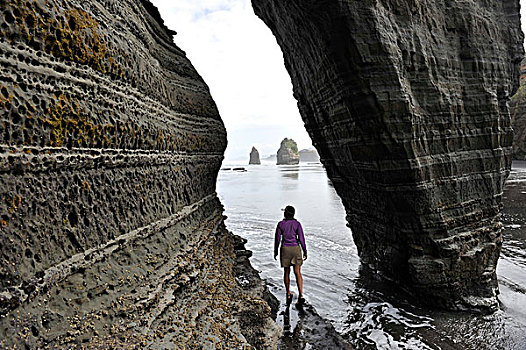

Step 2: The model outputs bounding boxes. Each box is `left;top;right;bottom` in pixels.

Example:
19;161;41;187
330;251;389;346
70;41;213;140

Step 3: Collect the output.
249;146;261;164
0;0;278;348
276;138;300;165
509;58;526;160
299;148;320;162
253;0;524;310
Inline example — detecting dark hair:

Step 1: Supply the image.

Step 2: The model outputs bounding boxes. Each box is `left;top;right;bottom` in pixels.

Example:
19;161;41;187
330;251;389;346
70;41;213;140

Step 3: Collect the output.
284;205;295;219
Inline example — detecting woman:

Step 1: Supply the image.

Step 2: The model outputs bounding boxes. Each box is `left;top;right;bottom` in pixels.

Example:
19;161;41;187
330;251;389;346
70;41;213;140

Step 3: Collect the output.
274;205;307;306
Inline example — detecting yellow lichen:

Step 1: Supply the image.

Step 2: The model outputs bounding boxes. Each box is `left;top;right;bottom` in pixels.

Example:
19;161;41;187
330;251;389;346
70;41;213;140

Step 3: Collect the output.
42;93;110;147
0;85;15;110
5;195;22;213
5;0;215;152
10;0;122;75
82;180;90;191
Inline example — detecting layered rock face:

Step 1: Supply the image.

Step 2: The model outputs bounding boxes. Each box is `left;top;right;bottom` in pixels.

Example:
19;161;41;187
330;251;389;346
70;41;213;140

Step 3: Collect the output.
0;0;278;348
276;138;299;165
253;0;524;309
510;87;526;160
509;58;526;160
249;146;261;164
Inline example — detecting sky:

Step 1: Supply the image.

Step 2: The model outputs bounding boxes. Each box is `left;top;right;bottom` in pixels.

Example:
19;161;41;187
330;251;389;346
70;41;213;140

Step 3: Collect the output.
150;0;526;162
149;0;313;162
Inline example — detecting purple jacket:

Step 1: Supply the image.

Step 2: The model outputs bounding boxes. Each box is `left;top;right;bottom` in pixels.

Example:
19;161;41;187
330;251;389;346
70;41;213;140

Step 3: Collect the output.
274;219;307;256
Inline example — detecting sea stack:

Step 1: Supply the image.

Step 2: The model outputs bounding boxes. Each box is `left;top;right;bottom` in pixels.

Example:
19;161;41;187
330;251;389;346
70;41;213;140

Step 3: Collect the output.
253;0;523;310
276;138;300;165
249;146;261;164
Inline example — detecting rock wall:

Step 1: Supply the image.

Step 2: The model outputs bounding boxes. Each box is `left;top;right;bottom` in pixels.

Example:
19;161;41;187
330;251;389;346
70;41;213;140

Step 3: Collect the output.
249;146;261;164
510;58;526;160
0;0;278;348
510;87;526;160
253;0;524;310
276;138;299;165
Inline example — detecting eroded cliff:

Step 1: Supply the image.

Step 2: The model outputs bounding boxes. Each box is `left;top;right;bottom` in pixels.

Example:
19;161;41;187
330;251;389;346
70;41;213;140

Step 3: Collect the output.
0;0;278;347
510;58;526;160
253;0;524;310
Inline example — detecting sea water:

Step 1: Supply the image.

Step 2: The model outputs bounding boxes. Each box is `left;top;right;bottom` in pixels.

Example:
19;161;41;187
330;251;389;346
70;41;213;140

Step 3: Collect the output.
217;161;526;349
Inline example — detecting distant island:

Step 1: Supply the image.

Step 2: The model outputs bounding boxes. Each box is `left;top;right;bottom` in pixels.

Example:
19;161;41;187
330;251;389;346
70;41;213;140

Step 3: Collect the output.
262;154;277;161
299;148;320;162
249;146;261;164
277;138;300;165
260;145;320;163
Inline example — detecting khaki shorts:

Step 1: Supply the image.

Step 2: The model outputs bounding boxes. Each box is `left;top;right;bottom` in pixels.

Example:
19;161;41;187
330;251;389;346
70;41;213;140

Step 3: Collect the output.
280;245;303;268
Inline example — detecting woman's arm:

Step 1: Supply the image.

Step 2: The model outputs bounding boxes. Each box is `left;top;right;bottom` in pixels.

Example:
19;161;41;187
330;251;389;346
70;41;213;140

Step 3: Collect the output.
297;222;307;258
274;222;282;259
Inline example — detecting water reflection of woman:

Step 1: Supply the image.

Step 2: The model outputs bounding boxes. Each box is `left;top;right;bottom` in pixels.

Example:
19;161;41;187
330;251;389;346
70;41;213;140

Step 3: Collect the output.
274;205;308;306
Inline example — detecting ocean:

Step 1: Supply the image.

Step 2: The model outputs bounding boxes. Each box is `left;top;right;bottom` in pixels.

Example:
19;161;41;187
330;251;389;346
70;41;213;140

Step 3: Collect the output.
217;161;526;349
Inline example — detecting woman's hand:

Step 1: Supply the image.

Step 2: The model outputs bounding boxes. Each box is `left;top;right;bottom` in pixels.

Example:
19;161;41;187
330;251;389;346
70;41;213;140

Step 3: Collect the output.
274;254;277;261
304;253;308;260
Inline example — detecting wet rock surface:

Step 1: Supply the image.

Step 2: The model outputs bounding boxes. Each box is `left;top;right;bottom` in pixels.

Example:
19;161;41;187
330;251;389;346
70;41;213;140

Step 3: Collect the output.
277;302;353;350
277;138;299;165
0;0;278;348
249;146;261;165
252;0;524;310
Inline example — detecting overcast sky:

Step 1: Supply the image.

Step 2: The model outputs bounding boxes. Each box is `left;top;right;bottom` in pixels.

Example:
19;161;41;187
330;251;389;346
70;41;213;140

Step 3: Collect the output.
149;0;311;162
150;0;526;162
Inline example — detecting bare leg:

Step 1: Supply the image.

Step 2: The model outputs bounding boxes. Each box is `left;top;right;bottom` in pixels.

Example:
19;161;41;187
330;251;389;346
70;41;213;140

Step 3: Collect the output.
284;267;291;296
293;264;303;298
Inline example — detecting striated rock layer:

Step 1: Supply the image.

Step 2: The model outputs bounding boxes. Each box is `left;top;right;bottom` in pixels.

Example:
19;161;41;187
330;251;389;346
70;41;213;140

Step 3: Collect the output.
276;137;299;165
253;0;524;310
509;58;526;160
249;146;261;164
510;86;526;160
0;0;279;348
